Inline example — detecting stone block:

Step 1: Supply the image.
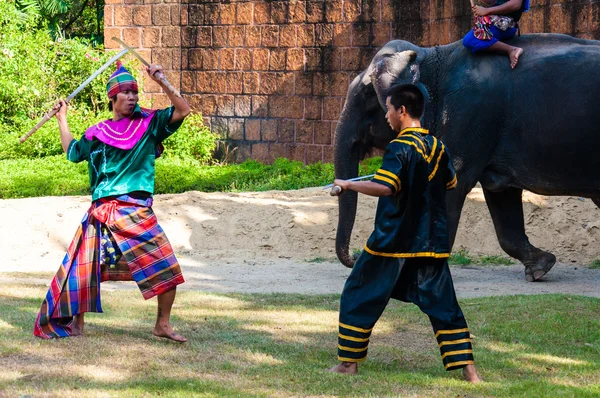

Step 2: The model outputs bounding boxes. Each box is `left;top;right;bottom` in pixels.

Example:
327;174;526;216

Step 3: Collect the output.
204;3;219;25
220;48;235;71
152;4;170;25
236;2;253;25
271;1;289;24
289;144;306;162
132;5;151;26
123;28;141;47
330;72;349;96
196;26;212;47
315;23;334;46
307;1;325;23
114;6;132;26
323;48;342;71
235;95;252;117
269;96;288;118
217;95;235;117
188;4;204;26
227;72;244;94
352;23;371;46
262;119;278;142
181;26;196;48
220;2;236;25
213;26;228;47
270;143;291;160
314;121;332;144
181;71;195;93
189;49;203;69
280;25;298;47
279;120;296;143
297;24;315;46
245;119;261;140
325;0;343;22
285;96;304;119
343;0;362;22
196;71;211;93
252;95;269;117
305;48;322;70
252;143;270;163
202;49;219;70
162;26;181;47
252;48;270;71
201;95;218;115
229;118;245;140
212;72;228;94
373;22;391;46
296;120;314;143
289;0;307;23
229;26;245;47
236;49;252;71
254;2;270;24
323;97;341;120
333;23;351;46
259;72;278;95
246;26;262;47
304;97;322;120
286;48;304;70
269;49;287;71
243;72;259;94
295;73;313;95
276;72;295;95
306;145;323;164
104;5;114;27
262;26;280;47
142;27;160;47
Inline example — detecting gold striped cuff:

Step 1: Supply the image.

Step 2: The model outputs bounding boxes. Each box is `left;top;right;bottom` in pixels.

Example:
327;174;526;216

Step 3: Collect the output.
435;328;469;338
444;360;474;370
339;322;373;333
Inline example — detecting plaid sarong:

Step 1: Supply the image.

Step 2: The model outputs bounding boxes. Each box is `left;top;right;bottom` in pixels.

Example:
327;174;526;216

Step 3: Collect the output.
33;195;185;339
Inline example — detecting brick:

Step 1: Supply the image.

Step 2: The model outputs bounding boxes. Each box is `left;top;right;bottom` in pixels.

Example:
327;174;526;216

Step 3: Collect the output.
170;5;181;25
236;2;253;25
245;119;261;141
325;1;343;22
201;95;218;115
262;26;280;47
330;72;350;96
289;144;306;162
229;26;245;47
180;5;188;26
295;73;312;95
252;95;269;117
114;6;132;26
304;97;322;120
144;76;162;94
189;49;203;69
296;120;313;144
307;1;325;23
315;23;334;46
343;0;362;22
227;72;243;94
142;27;160;47
235;95;252;117
163;71;180;89
252;48;270;71
269;96;288;118
123;28;141;48
532;7;545;33
229;118;245;140
104;0;122;4
196;26;212;47
270;143;291;160
323;145;334;163
276;73;295;94
252;143;270;163
279;120;296;142
279;25;297;47
187;94;202;113
286;96;304;119
286;48;304;70
421;0;432;20
152;94;170;109
333;23;351;46
203;49;219;70
262;119;278;142
246;26;262;47
297;24;315;46
243;72;259;94
305;49;322;70
381;0;395;22
152;5;170;25
220;48;235;70
271;1;289;24
212;72;227;94
211;117;228;137
204;4;219;26
373;22;391;46
306;145;323;164
352;23;371;46
314;121;331;144
269;50;287;71
181;26;195;48
323;97;341;120
323;48;342;71
217;95;235;117
289;0;307;23
361;0;378;21
104;5;114;27
312;72;330;96
188;4;204;26
235;143;252;163
253;2;270;24
213;26;228;47
259;72;277;95
235;49;251;71
132;6;150;26
220;3;236;25
574;4;590;34
196;72;211;93
341;47;361;70
181;71;195;93
162;26;181;47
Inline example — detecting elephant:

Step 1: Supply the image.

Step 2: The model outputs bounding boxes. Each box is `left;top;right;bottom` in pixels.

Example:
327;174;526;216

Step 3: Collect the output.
334;33;600;281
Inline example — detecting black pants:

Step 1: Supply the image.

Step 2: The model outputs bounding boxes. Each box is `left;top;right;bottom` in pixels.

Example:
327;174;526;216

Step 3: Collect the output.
337;253;474;371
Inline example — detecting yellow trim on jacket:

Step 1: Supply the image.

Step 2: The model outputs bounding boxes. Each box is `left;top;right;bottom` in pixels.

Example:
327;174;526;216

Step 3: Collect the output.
364;245;450;258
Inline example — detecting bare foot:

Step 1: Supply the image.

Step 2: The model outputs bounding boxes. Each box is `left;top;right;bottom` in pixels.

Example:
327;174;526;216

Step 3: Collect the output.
462;364;482;383
509;47;523;69
327;362;358;375
71;315;84;336
153;323;187;343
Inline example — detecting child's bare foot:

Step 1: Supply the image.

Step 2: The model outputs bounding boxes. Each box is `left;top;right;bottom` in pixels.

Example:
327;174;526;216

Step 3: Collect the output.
153;322;187;343
327;362;358;375
462;364;482;383
509;47;523;69
71;315;84;336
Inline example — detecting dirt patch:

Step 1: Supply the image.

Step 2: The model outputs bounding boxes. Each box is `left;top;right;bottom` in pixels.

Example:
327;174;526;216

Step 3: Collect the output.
1;189;599;298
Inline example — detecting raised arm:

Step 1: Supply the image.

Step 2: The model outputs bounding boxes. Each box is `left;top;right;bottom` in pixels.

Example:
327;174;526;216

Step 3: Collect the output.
146;64;190;124
53;99;74;153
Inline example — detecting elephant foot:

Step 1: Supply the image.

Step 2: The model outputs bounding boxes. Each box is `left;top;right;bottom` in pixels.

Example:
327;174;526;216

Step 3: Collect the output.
523;251;556;282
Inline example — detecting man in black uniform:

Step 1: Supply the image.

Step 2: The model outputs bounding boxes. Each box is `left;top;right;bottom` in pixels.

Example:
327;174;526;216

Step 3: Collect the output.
328;84;481;383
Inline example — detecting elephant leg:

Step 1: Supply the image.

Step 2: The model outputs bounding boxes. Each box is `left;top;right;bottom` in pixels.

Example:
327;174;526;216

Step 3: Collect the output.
483;187;556;282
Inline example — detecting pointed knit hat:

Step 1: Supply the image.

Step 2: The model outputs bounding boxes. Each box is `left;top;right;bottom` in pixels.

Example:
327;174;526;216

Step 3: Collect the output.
106;60;138;98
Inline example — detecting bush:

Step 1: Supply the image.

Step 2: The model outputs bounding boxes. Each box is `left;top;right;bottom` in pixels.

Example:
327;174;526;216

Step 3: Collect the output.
162;113;218;164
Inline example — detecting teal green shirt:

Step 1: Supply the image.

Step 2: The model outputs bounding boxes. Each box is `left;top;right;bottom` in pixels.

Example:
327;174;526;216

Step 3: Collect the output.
67;107;183;201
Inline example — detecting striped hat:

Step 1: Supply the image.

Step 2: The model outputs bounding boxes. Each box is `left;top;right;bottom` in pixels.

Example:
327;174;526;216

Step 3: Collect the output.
106;61;138;98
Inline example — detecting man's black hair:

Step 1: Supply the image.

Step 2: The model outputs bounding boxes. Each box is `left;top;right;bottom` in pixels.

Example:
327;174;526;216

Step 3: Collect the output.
386;84;425;119
108;96;116;111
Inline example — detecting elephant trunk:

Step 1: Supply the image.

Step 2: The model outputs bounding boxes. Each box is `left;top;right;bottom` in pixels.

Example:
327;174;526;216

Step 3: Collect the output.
334;85;366;268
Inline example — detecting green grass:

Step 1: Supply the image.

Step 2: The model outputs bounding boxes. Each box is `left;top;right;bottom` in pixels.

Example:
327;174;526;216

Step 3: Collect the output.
0;280;598;397
450;248;514;266
305;257;337;263
0;156;382;199
589;259;600;269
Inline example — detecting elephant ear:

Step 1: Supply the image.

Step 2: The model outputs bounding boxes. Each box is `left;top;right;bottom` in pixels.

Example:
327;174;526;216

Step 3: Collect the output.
370;50;418;110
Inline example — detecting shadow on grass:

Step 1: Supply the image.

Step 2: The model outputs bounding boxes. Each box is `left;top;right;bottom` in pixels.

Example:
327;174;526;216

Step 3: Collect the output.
1;288;599;397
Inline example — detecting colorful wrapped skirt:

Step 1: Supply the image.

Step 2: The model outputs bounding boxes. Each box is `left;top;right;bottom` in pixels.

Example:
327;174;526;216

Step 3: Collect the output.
33;194;185;339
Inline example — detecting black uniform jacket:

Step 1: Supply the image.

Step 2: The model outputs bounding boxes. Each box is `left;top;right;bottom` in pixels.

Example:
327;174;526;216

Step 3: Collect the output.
365;127;457;258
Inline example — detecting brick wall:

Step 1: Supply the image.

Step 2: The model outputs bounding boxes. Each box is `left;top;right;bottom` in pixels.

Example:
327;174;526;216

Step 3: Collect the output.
105;0;600;164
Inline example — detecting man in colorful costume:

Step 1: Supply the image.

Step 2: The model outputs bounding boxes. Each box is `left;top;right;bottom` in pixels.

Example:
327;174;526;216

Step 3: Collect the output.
328;84;481;382
34;62;191;342
463;0;530;69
